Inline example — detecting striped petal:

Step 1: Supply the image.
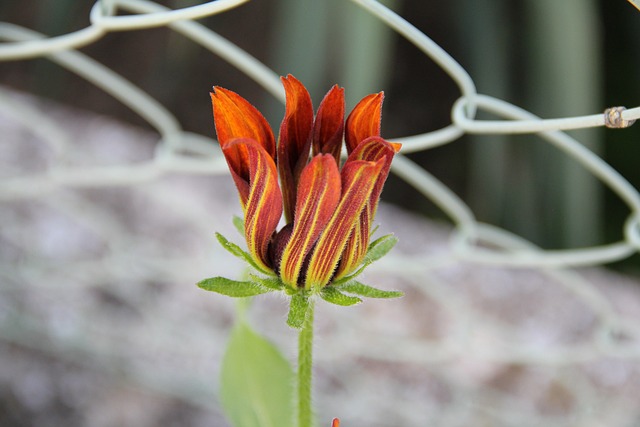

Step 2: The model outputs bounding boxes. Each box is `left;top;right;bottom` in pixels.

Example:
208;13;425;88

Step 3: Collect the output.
312;84;345;164
344;92;383;154
226;138;282;273
346;136;401;218
334;207;370;280
278;74;314;223
211;88;276;205
335;136;400;279
304;158;385;289
278;154;341;287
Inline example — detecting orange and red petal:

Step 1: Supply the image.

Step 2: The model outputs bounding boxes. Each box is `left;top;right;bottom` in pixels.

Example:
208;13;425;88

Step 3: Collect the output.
334;207;370;280
312;84;345;164
344;92;383;154
226;138;282;273
211;87;276;159
346;136;401;218
278;154;341;287
221;141;251;205
304;158;385;289
278;74;314;223
334;137;400;277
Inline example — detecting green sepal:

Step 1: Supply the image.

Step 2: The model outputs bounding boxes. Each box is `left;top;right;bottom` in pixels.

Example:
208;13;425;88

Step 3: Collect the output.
283;284;298;296
197;277;271;297
250;275;285;291
336;280;403;299
332;267;365;286
287;292;310;329
364;233;398;264
332;233;398;286
319;287;362;306
232;216;245;235
215;232;275;277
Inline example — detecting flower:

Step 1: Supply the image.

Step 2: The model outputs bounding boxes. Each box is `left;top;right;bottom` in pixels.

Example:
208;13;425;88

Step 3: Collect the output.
210;75;400;290
200;75;402;326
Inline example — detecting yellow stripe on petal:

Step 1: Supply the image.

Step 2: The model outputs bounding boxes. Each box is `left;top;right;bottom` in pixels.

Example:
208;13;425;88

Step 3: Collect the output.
334;137;400;277
226;138;282;273
347;136;400;219
211;88;276;207
304;158;385;289
334;207;370;280
279;154;341;287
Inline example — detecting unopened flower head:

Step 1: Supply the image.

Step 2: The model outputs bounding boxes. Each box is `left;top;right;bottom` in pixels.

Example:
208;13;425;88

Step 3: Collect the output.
210;75;400;291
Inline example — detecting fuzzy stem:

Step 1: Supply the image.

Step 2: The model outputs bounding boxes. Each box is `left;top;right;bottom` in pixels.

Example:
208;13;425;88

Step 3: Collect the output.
298;298;315;427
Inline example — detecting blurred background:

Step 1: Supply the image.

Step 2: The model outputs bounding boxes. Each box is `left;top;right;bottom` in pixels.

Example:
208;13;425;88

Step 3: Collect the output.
2;1;640;426
2;0;640;269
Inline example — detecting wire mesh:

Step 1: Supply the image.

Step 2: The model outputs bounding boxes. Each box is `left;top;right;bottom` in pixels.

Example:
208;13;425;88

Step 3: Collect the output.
1;0;640;426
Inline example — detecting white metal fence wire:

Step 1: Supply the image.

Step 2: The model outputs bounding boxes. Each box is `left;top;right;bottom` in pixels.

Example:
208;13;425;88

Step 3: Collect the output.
1;1;640;426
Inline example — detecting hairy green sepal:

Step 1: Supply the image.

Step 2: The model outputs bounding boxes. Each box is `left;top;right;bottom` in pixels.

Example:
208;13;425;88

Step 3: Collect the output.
197;277;270;297
250;275;285;291
365;233;398;264
205;231;400;322
215;232;275;276
333;233;398;285
335;281;403;299
232;215;245;235
320;287;362;306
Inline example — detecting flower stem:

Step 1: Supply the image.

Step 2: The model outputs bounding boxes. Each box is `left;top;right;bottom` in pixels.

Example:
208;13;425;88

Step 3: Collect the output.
298;298;315;427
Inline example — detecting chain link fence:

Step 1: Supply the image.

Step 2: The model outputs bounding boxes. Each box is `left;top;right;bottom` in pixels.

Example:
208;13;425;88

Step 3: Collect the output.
1;1;640;426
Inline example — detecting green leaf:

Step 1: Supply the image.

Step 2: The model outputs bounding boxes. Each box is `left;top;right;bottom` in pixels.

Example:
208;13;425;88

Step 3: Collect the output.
232;215;245;235
220;322;294;427
197;277;270;297
215;232;274;276
320;287;362;306
287;292;309;329
365;233;398;264
337;281;403;299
